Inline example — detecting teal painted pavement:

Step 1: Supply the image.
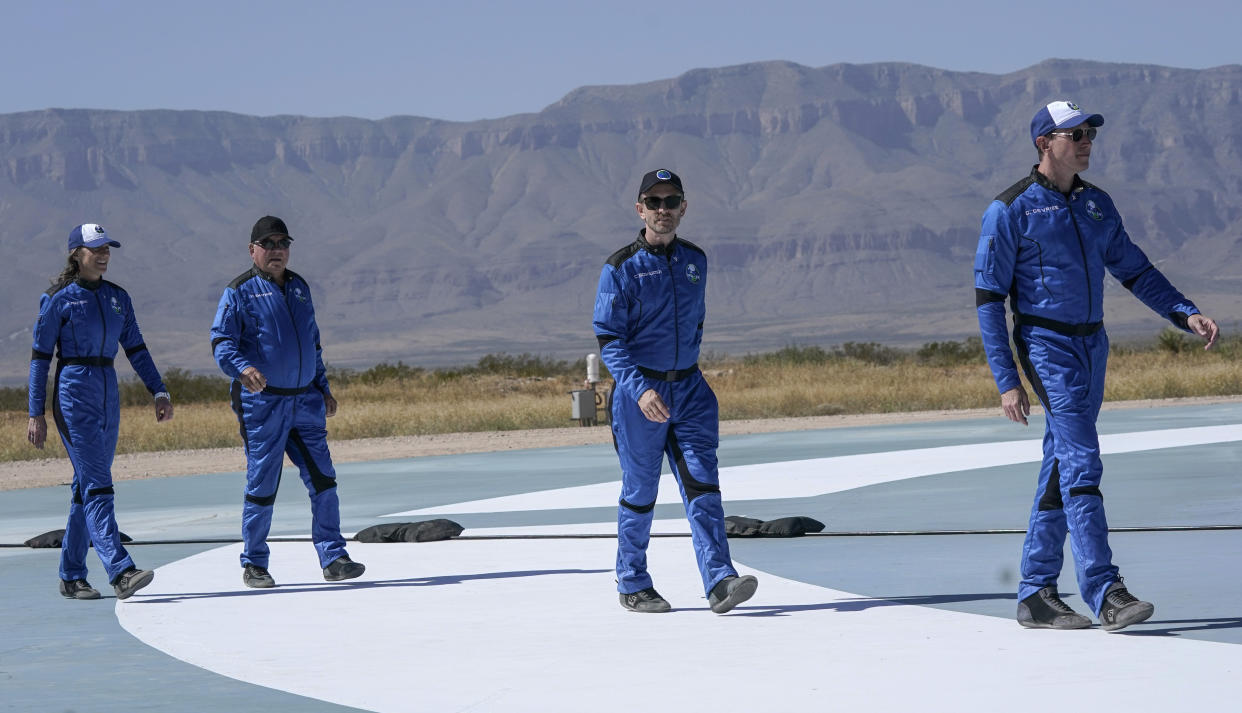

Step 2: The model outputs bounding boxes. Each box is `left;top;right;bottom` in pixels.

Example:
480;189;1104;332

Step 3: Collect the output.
2;402;1240;711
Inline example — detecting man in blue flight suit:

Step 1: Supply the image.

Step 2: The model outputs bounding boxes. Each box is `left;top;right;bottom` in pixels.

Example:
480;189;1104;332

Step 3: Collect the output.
594;169;758;614
211;216;364;588
974;101;1219;632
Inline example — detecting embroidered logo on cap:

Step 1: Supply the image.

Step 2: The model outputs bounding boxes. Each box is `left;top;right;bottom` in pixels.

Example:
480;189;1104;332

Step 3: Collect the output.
655;169;672;180
94;225;106;234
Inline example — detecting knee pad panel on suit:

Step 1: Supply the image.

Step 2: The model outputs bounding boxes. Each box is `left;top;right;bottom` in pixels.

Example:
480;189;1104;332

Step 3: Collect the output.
1037;459;1064;511
620;498;655;513
287;428;337;494
246;492;277;507
667;435;720;501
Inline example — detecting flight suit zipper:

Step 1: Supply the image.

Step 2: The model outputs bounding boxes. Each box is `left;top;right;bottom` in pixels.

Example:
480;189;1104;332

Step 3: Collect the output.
93;288;110;432
1067;194;1097;388
666;246;679;414
284;280;305;385
1068;193;1093;323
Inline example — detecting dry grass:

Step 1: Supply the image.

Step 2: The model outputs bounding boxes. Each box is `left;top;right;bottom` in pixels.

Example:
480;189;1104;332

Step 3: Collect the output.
4;344;1239;464
0;375;578;463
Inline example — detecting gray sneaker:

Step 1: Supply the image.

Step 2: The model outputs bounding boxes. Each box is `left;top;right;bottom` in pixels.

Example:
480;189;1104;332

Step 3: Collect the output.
112;568;154;600
1099;580;1155;632
1017;586;1091;629
620;587;672;613
243;564;276;588
708;575;758;613
59;578;101;600
322;556;365;582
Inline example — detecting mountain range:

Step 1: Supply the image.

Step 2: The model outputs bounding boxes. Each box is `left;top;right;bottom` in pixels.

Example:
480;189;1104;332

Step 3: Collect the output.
3;58;1241;383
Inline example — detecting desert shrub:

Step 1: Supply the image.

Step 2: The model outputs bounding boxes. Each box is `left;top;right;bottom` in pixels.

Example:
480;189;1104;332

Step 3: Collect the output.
743;344;833;367
120;368;229;406
356;361;425;384
1157;327;1193;354
324;365;357;386
0;384;30;413
474;353;569;377
916;337;986;367
839;341;902;365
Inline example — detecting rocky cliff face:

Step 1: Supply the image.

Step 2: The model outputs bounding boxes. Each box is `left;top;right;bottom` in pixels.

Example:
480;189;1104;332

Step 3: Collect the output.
3;59;1241;380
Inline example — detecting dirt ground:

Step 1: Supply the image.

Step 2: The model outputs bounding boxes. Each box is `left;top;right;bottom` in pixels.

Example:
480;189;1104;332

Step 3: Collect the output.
4;396;1240;492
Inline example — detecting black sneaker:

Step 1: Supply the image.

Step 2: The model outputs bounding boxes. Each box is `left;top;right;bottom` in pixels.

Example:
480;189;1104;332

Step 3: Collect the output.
322;556;365;582
1016;586;1091;629
59;578;101;600
242;564;276;589
707;575;758;614
1099;580;1155;632
111;567;154;600
620;587;672;613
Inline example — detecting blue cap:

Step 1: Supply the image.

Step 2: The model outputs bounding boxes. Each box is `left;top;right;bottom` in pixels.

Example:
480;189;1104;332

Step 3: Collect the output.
1031;101;1104;146
67;224;121;251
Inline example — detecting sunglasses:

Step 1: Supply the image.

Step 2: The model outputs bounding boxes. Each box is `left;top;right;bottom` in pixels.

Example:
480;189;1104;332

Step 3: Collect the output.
1050;126;1097;143
252;237;292;250
641;195;684;211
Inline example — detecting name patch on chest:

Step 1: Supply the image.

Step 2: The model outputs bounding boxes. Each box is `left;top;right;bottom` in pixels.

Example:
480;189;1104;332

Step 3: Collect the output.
1025;205;1064;217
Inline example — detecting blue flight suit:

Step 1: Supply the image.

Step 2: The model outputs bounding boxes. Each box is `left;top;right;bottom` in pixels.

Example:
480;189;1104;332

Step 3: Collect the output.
29;279;167;585
210;266;347;570
974;168;1200;615
594;231;738;596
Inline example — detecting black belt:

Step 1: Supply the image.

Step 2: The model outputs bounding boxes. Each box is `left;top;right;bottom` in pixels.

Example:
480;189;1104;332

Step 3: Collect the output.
59;357;114;367
262;384;310;396
637;364;700;382
1014;313;1103;337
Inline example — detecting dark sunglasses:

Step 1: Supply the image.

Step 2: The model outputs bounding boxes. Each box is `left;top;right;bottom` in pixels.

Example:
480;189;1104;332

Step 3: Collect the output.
641;195;684;211
252;237;292;250
1050;126;1097;143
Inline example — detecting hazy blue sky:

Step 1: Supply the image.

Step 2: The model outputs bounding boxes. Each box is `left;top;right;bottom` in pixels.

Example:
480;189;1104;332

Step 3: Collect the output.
3;0;1238;122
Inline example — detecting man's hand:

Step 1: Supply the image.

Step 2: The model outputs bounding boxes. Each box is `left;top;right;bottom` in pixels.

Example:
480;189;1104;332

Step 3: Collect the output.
1001;386;1030;426
27;415;46;449
638;389;670;423
1188;314;1220;350
324;393;338;418
155;396;174;422
240;366;267;393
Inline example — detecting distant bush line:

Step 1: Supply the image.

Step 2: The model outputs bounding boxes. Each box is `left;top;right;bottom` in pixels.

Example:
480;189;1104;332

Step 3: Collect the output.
2;329;1237;413
0;353;592;412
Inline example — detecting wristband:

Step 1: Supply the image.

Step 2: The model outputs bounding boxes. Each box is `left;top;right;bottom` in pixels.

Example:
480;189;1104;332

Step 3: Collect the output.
154;391;171;402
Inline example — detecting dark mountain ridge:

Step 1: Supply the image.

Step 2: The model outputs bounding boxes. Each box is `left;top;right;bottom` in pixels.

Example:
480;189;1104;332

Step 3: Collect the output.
3;59;1240;382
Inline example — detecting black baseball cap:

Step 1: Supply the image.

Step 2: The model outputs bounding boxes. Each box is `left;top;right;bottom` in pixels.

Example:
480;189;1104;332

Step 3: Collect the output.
637;169;684;199
250;215;294;244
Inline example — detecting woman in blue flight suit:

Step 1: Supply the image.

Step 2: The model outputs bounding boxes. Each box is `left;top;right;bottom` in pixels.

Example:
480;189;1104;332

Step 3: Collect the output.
27;224;173;601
